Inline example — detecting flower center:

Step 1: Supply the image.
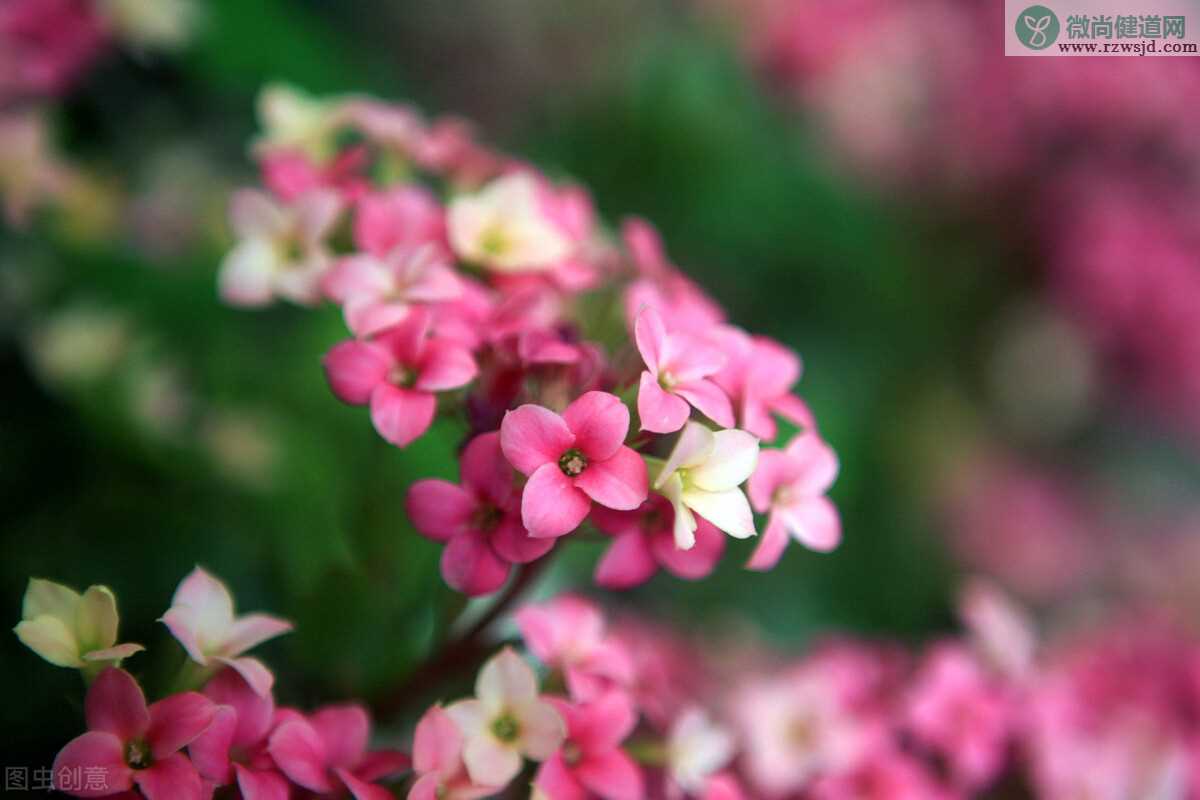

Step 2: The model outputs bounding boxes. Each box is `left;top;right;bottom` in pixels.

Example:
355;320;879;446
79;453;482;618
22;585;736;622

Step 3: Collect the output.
562;741;583;766
471;504;504;532
658;370;678;390
786;715;816;750
388;364;413;387
480;225;511;258
559;448;588;477
125;739;151;769
491;713;521;743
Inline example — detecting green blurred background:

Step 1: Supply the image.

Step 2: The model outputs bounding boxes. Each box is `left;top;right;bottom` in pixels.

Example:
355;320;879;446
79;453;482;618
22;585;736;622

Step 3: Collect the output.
8;0;1185;774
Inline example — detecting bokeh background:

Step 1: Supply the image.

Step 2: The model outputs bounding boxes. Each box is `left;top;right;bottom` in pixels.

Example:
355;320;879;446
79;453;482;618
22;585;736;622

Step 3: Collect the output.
5;0;1200;779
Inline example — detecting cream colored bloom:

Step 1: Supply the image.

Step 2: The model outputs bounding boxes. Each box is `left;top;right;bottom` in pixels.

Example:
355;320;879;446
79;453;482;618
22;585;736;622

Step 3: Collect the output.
653;421;759;549
13;578;142;669
448;173;573;273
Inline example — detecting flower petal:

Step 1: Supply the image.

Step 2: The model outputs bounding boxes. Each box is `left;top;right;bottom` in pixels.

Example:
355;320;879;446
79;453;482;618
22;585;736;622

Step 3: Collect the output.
321;254;392;305
441;530;511;596
189;704;237;784
133;752;204;800
15;615;83;667
413;706;464;775
337;768;394;800
656;423;714;489
571;691;638;754
323;341;391;405
515;699;567;761
214;656;275;698
563;391;630;462
370;384;436;448
477;648;539;708
491;515;554;564
86;667;150;742
779;497;841;552
407;480;476;542
522;463;592;538
594;532;658;590
744;511;789;572
75;585;119;653
574;448;648;511
53;731;134;796
682;487;756;539
415;341;478;393
234;765;292;800
147;691;217;759
674;380;735;429
356;749;411;782
461;734;522;787
784;432;840;496
637;372;690;435
203;667;275;748
535;754;587;800
576;749;645;800
22;577;81;621
653;518;725;580
746;449;791;512
268;717;333;793
460;431;517;508
687;429;759;492
634;307;667;374
500;405;574;476
219;238;278;307
221;614;293;659
310;705;370;770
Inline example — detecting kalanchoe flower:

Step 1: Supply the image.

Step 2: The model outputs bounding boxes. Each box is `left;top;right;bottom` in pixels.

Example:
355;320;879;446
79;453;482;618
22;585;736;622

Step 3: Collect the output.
653;422;758;549
269;704;411;800
322;243;462;337
407;431;552;596
218;188;342;307
409;705;499;800
448;172;574;273
188;667;288;797
500;391;648;538
323;307;478;448
14;578;142;671
634;307;734;434
516;595;634;702
713;332;814;444
535;691;645;800
445;647;566;787
53;667;216;799
590;497;725;589
745;430;841;570
160;567;293;697
666;707;736;798
904;643;1013;791
253;83;345;162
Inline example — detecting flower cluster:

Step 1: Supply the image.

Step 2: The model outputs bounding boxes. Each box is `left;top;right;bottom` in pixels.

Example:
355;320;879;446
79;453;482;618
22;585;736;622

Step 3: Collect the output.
710;0;1200;441
17;567;410;800
221;85;841;596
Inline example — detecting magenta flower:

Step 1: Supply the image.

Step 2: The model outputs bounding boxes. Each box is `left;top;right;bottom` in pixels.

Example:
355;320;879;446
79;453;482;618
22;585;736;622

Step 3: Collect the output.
713;332;814;443
323;308;477;448
590;496;725;589
499;391;648;538
160;567;293;697
53;667;216;799
407;432;552;596
409;706;498;800
745;431;841;571
188;668;289;800
268;704;410;800
634;307;734;434
352;185;446;257
534;691;645;800
322;244;462;337
516;595;634;702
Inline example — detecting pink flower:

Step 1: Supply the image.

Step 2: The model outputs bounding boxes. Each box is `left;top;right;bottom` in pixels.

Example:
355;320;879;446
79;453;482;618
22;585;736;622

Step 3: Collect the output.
745;431;841;571
445;648;566;787
713;332;813;443
634;308;734;434
323;308;477;448
160;567;293;698
590;497;725;589
269;704;410;800
904;644;1012;791
189;668;290;799
218;188;342;307
53;667;216;799
516;595;634;701
352;185;446;257
499;392;648;538
534;691;645;800
322;244;462;337
409;706;498;800
407;432;552;596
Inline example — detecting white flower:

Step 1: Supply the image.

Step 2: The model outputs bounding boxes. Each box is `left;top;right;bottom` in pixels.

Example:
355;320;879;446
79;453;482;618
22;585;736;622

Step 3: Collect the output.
447;173;573;273
654;421;759;549
13;579;143;669
254;84;344;160
446;648;566;786
668;707;735;795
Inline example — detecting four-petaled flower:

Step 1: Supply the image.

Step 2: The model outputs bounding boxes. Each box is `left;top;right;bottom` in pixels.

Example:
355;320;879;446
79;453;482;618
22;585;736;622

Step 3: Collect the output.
14;578;143;671
500;392;648;538
535;691;645;800
445;648;566;787
160;567;293;697
590;497;726;589
448;173;574;273
653;422;759;549
746;431;841;570
323;307;478;448
409;706;499;800
634;307;734;434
